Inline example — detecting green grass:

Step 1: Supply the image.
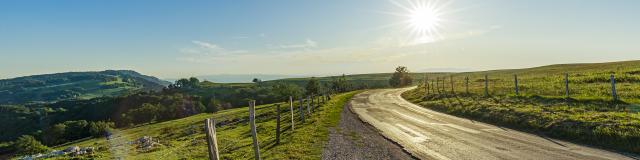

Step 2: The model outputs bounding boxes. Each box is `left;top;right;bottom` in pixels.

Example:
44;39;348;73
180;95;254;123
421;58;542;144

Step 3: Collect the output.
416;60;640;104
402;60;640;154
271;60;640;96
37;91;359;160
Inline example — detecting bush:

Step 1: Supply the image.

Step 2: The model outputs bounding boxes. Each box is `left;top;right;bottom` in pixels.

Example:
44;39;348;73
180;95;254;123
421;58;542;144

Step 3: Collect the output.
14;135;49;156
42;123;66;145
389;66;413;87
89;121;115;138
206;98;223;113
62;120;89;140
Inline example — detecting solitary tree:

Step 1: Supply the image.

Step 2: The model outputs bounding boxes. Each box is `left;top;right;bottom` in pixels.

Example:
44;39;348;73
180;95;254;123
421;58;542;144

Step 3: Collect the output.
305;77;320;95
389;66;413;87
331;74;350;93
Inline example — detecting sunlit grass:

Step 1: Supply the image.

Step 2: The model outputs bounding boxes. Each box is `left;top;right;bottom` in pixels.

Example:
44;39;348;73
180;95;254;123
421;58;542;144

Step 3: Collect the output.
42;91;360;160
403;87;640;154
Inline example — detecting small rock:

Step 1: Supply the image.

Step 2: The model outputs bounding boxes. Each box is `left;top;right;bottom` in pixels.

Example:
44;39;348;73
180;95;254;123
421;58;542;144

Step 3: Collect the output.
64;146;80;153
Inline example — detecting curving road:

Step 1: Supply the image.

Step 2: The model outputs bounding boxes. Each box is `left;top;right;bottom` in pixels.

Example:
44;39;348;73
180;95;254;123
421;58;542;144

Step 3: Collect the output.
350;88;636;160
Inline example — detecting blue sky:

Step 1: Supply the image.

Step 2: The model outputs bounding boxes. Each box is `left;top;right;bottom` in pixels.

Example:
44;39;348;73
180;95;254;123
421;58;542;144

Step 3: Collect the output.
1;0;639;79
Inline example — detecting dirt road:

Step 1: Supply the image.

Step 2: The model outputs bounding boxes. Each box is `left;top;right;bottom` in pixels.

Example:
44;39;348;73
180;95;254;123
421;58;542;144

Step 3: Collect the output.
350;88;637;160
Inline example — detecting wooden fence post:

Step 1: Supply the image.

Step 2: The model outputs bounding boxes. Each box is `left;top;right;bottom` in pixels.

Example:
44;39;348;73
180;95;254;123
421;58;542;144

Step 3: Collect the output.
431;79;435;93
424;74;428;94
426;76;430;95
275;104;281;144
450;75;454;93
204;118;219;160
484;75;489;96
611;74;618;101
248;101;261;160
465;76;469;94
514;74;519;96
565;73;570;98
436;78;440;93
299;98;304;123
289;96;294;131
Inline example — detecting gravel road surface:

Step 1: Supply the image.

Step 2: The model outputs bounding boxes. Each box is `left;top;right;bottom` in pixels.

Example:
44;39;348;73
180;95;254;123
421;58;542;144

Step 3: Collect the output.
322;102;416;160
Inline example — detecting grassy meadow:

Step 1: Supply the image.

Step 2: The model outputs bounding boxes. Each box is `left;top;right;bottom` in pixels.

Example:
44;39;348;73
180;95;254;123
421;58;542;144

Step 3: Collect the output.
403;60;640;154
35;91;359;160
418;60;640;103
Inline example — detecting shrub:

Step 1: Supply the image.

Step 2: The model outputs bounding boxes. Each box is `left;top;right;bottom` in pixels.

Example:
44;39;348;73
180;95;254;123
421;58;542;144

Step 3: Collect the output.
89;121;115;138
13;135;49;156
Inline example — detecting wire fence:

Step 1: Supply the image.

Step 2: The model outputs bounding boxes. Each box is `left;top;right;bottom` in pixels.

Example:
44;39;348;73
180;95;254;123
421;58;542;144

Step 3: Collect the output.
420;73;640;103
203;94;332;160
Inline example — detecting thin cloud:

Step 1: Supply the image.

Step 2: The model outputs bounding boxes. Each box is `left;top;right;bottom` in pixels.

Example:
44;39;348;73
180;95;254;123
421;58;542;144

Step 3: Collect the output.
272;39;318;49
192;40;220;49
179;40;247;58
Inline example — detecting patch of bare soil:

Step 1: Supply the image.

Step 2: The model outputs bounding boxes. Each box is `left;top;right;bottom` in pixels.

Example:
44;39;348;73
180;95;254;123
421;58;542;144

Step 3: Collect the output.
321;102;416;160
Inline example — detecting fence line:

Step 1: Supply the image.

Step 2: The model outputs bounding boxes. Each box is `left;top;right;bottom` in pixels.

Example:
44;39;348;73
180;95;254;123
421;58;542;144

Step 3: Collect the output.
422;73;623;102
204;93;334;160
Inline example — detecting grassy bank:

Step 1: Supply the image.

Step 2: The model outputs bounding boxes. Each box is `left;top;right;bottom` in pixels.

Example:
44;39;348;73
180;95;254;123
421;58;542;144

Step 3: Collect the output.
402;89;640;154
33;91;359;160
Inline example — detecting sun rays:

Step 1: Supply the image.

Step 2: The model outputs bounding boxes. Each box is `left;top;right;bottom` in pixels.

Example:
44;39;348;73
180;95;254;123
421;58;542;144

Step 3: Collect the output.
384;0;456;45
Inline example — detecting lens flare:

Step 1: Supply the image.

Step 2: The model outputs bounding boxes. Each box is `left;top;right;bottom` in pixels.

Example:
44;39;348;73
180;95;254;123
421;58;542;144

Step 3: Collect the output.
383;0;453;45
407;3;441;43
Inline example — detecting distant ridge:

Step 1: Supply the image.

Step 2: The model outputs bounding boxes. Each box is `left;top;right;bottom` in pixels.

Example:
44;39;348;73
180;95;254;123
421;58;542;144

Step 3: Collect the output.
193;74;305;83
0;70;170;104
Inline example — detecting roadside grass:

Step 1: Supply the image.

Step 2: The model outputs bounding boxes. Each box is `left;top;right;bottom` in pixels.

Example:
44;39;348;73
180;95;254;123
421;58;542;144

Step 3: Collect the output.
402;89;640;154
39;91;359;160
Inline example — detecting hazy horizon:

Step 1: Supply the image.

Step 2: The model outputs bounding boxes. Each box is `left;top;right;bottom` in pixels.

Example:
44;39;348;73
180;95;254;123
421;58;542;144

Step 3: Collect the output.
2;0;639;79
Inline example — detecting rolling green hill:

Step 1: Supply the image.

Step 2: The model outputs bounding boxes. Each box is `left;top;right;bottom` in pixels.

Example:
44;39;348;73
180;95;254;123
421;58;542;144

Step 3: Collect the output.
0;70;170;105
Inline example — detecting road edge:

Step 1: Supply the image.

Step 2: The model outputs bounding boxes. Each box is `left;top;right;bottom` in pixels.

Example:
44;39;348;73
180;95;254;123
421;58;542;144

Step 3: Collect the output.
346;90;420;160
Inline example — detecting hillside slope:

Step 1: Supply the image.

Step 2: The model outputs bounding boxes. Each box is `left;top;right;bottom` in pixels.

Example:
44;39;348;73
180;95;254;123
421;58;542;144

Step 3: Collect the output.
0;70;170;104
24;91;358;160
273;60;640;90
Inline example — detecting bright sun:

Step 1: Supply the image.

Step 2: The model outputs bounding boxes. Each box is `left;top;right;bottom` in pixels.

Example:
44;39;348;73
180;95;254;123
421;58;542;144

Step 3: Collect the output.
385;0;449;44
383;0;454;44
408;6;440;37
